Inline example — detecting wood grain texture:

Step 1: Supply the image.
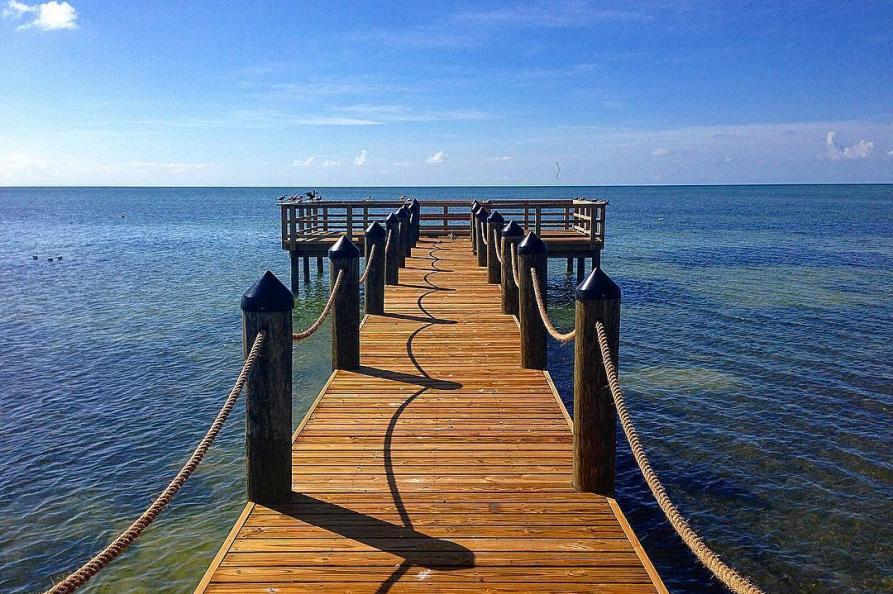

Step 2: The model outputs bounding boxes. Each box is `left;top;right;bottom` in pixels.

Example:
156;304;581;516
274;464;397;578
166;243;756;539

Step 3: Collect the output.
197;237;662;594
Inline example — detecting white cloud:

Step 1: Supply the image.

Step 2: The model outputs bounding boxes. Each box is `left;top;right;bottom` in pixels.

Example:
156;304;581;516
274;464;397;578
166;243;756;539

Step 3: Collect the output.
651;147;671;157
426;151;445;164
321;159;340;168
293;156;315;167
354;150;368;166
490;156;511;162
820;131;874;160
3;1;77;30
887;149;893;156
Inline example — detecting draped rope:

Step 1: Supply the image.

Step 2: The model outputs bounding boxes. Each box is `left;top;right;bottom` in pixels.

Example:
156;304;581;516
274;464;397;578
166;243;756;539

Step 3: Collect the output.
594;321;765;594
510;243;521;288
292;269;345;341
479;221;488;246
44;331;267;594
384;229;393;256
493;232;503;264
529;268;575;342
358;243;377;284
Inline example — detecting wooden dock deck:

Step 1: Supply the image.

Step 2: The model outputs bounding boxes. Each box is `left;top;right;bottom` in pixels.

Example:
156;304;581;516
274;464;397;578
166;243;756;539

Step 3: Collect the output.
196;237;666;593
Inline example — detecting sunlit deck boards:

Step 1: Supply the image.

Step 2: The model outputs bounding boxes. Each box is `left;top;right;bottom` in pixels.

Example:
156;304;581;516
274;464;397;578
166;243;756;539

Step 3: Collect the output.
196;237;666;594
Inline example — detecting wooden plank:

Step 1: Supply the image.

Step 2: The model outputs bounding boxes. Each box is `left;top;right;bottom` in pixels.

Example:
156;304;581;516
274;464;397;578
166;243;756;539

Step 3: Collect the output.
196;237;661;594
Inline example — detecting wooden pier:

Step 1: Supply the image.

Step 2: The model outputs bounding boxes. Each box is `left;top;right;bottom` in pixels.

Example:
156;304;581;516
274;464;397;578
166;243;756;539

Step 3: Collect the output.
196;229;667;593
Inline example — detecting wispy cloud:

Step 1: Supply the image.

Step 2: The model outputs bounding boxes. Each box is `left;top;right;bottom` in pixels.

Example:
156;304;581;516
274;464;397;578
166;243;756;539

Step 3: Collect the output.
457;2;650;28
426;151;445;164
819;131;874;160
354;150;368;166
490;156;512;162
335;104;490;123
651;147;671;157
349;27;473;49
293;156;315;167
321;158;340;168
3;0;77;30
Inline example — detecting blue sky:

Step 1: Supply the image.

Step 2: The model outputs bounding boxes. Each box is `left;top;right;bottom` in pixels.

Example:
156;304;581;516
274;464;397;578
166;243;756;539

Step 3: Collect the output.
1;1;891;186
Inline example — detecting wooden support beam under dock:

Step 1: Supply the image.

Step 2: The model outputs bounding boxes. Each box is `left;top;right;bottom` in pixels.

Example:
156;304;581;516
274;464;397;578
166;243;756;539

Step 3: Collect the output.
196;237;666;594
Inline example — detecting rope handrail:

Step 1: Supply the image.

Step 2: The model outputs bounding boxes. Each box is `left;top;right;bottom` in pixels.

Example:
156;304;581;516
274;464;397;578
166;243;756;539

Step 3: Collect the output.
510;243;521;288
479;221;488;246
493;232;503;264
384;229;393;256
43;331;267;594
529;268;575;342
292;269;345;341
594;320;765;594
358;243;377;284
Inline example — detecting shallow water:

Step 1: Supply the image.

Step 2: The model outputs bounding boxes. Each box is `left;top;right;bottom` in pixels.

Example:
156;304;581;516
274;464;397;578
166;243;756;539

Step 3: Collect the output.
0;185;890;593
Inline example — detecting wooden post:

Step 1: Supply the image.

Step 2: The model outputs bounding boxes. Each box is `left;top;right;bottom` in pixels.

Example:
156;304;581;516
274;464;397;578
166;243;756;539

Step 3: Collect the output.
566;257;573;274
385;212;400;285
396;206;411;267
517;232;548;369
470;201;480;254
576;256;585;283
289;250;300;295
241;270;293;504
475;208;489;267
302;257;310;283
500;221;525;317
486;209;504;284
364;221;386;315
409;199;420;247
573;268;621;494
329;237;360;370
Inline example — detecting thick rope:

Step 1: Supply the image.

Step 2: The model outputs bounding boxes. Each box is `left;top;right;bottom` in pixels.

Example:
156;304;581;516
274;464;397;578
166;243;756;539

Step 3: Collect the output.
292;269;345;341
479;221;488;246
594;321;765;594
529;268;575;342
44;331;267;594
384;229;393;256
359;243;377;284
510;243;521;288
493;231;503;264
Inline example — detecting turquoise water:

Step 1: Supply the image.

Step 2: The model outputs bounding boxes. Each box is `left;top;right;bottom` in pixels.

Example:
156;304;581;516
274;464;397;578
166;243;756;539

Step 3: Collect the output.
0;185;890;593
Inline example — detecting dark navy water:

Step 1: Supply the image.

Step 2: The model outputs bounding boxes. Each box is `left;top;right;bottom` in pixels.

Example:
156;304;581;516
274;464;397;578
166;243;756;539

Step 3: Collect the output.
1;186;890;593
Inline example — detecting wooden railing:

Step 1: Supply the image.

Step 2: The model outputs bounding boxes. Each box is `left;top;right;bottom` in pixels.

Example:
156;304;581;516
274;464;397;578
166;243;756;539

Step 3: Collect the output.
279;198;606;249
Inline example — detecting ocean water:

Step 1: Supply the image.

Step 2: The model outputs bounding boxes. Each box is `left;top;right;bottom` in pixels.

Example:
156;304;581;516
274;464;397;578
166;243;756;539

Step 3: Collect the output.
0;185;890;594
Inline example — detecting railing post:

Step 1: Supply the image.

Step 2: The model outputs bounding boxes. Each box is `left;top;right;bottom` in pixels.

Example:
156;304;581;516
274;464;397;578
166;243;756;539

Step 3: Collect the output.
396;206;410;267
364;221;386;315
241;270;294;504
517;232;548;369
385;212;400;285
409;199;420;247
470;201;480;253
475;207;489;267
486;209;504;284
329;236;360;370
500;221;524;317
573;268;621;494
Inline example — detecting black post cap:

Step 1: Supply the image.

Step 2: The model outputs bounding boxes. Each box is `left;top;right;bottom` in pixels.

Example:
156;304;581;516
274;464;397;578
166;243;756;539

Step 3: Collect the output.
471;200;480;210
475;207;490;221
409;198;420;212
329;235;361;259
385;212;399;226
242;270;294;312
517;231;548;254
365;220;387;239
575;267;621;301
487;209;504;225
502;220;525;237
396;206;410;220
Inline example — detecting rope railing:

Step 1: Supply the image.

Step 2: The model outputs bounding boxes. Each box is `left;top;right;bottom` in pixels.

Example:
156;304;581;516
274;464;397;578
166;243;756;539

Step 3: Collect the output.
384;229;393;256
493;232;503;264
594;320;765;594
510;243;521;288
358;243;378;284
479;221;488;246
292;269;345;341
529;268;575;343
44;331;267;594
